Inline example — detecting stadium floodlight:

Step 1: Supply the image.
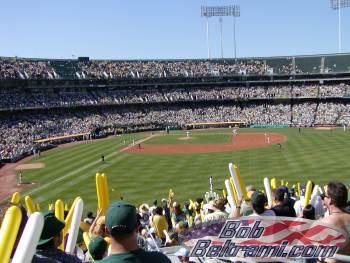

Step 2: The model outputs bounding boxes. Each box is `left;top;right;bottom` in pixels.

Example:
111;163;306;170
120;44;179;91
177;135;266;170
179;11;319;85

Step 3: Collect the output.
219;17;224;58
201;5;241;59
232;5;240;60
330;0;350;53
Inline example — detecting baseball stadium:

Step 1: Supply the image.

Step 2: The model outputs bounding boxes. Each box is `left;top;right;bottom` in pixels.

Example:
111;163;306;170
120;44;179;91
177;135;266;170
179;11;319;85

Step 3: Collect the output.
1;1;350;262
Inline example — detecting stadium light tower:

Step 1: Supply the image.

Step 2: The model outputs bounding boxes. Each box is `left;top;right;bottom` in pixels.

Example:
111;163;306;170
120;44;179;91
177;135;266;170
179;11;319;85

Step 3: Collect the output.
219;17;224;58
232;5;240;60
201;5;240;60
330;0;350;53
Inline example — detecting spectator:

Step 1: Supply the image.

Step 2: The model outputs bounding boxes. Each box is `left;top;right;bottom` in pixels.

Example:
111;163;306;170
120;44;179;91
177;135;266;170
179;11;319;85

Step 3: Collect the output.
89;210;108;239
151;207;168;242
203;198;228;222
138;203;150;227
302;204;316;220
320;182;350;256
33;212;82;263
149;200;158;215
100;201;171;262
250;191;276;216
88;236;108;260
271;188;296;217
83;211;94;225
145;228;162;251
171;202;186;227
161;198;172;230
174;247;195;263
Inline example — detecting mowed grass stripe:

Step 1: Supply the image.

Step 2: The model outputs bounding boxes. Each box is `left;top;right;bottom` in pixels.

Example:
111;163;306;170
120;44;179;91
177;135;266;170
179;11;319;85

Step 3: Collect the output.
31;134;144;163
34;154;131;204
24;135;150;199
30;134;141;166
25;134;146;184
25;141;123;184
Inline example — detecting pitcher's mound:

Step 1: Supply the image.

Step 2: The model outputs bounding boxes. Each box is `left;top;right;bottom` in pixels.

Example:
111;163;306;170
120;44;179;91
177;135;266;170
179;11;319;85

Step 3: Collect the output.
177;136;194;141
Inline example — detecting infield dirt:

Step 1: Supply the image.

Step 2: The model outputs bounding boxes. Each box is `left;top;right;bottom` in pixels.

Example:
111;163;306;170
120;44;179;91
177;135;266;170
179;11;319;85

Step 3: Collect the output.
125;133;286;154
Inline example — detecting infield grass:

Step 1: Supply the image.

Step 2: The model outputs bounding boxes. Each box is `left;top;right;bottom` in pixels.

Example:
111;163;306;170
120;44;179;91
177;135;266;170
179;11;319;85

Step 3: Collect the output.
21;128;350;213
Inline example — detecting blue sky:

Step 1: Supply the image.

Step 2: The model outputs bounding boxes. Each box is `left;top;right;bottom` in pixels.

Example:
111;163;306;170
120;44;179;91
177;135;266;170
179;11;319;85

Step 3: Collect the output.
0;0;349;59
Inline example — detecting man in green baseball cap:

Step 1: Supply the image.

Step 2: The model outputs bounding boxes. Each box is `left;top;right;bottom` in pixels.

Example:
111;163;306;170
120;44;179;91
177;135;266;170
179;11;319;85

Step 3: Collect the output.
99;201;171;262
32;212;83;263
89;236;108;260
38;212;65;246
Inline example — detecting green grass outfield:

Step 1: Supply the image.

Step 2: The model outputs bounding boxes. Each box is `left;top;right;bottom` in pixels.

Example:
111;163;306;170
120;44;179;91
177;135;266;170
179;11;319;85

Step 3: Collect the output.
21;128;350;213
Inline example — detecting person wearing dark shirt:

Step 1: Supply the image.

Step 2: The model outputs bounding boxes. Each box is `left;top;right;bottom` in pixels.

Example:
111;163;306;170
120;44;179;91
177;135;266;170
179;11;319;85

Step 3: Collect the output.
99;201;171;263
302;204;316;220
89;236;108;260
272;188;296;217
279;185;296;208
32;212;82;263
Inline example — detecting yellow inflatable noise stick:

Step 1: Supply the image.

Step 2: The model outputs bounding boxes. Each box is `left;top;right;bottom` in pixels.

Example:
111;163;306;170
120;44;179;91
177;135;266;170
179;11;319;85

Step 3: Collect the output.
24;196;36;215
234;164;248;200
297;182;301;197
225;179;236;209
0;206;22;263
271;178;277;189
64;197;81;234
96;173;109;215
200;209;204;223
229;177;239;206
55;199;64;221
60;197;81;250
228;163;247;201
168;189;174;199
304;180;313;208
189;199;196;211
55;199;65;250
188;216;194;227
222;189;227;198
96;173;103;214
101;173;110;212
11;192;21;205
83;232;91;249
264;177;273;208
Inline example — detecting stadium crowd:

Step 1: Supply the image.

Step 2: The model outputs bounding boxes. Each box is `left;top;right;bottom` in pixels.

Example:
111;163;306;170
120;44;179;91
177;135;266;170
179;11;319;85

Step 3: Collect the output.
73;60;268;79
0;59;58;79
0;58;299;80
1;84;349;110
2;178;350;262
